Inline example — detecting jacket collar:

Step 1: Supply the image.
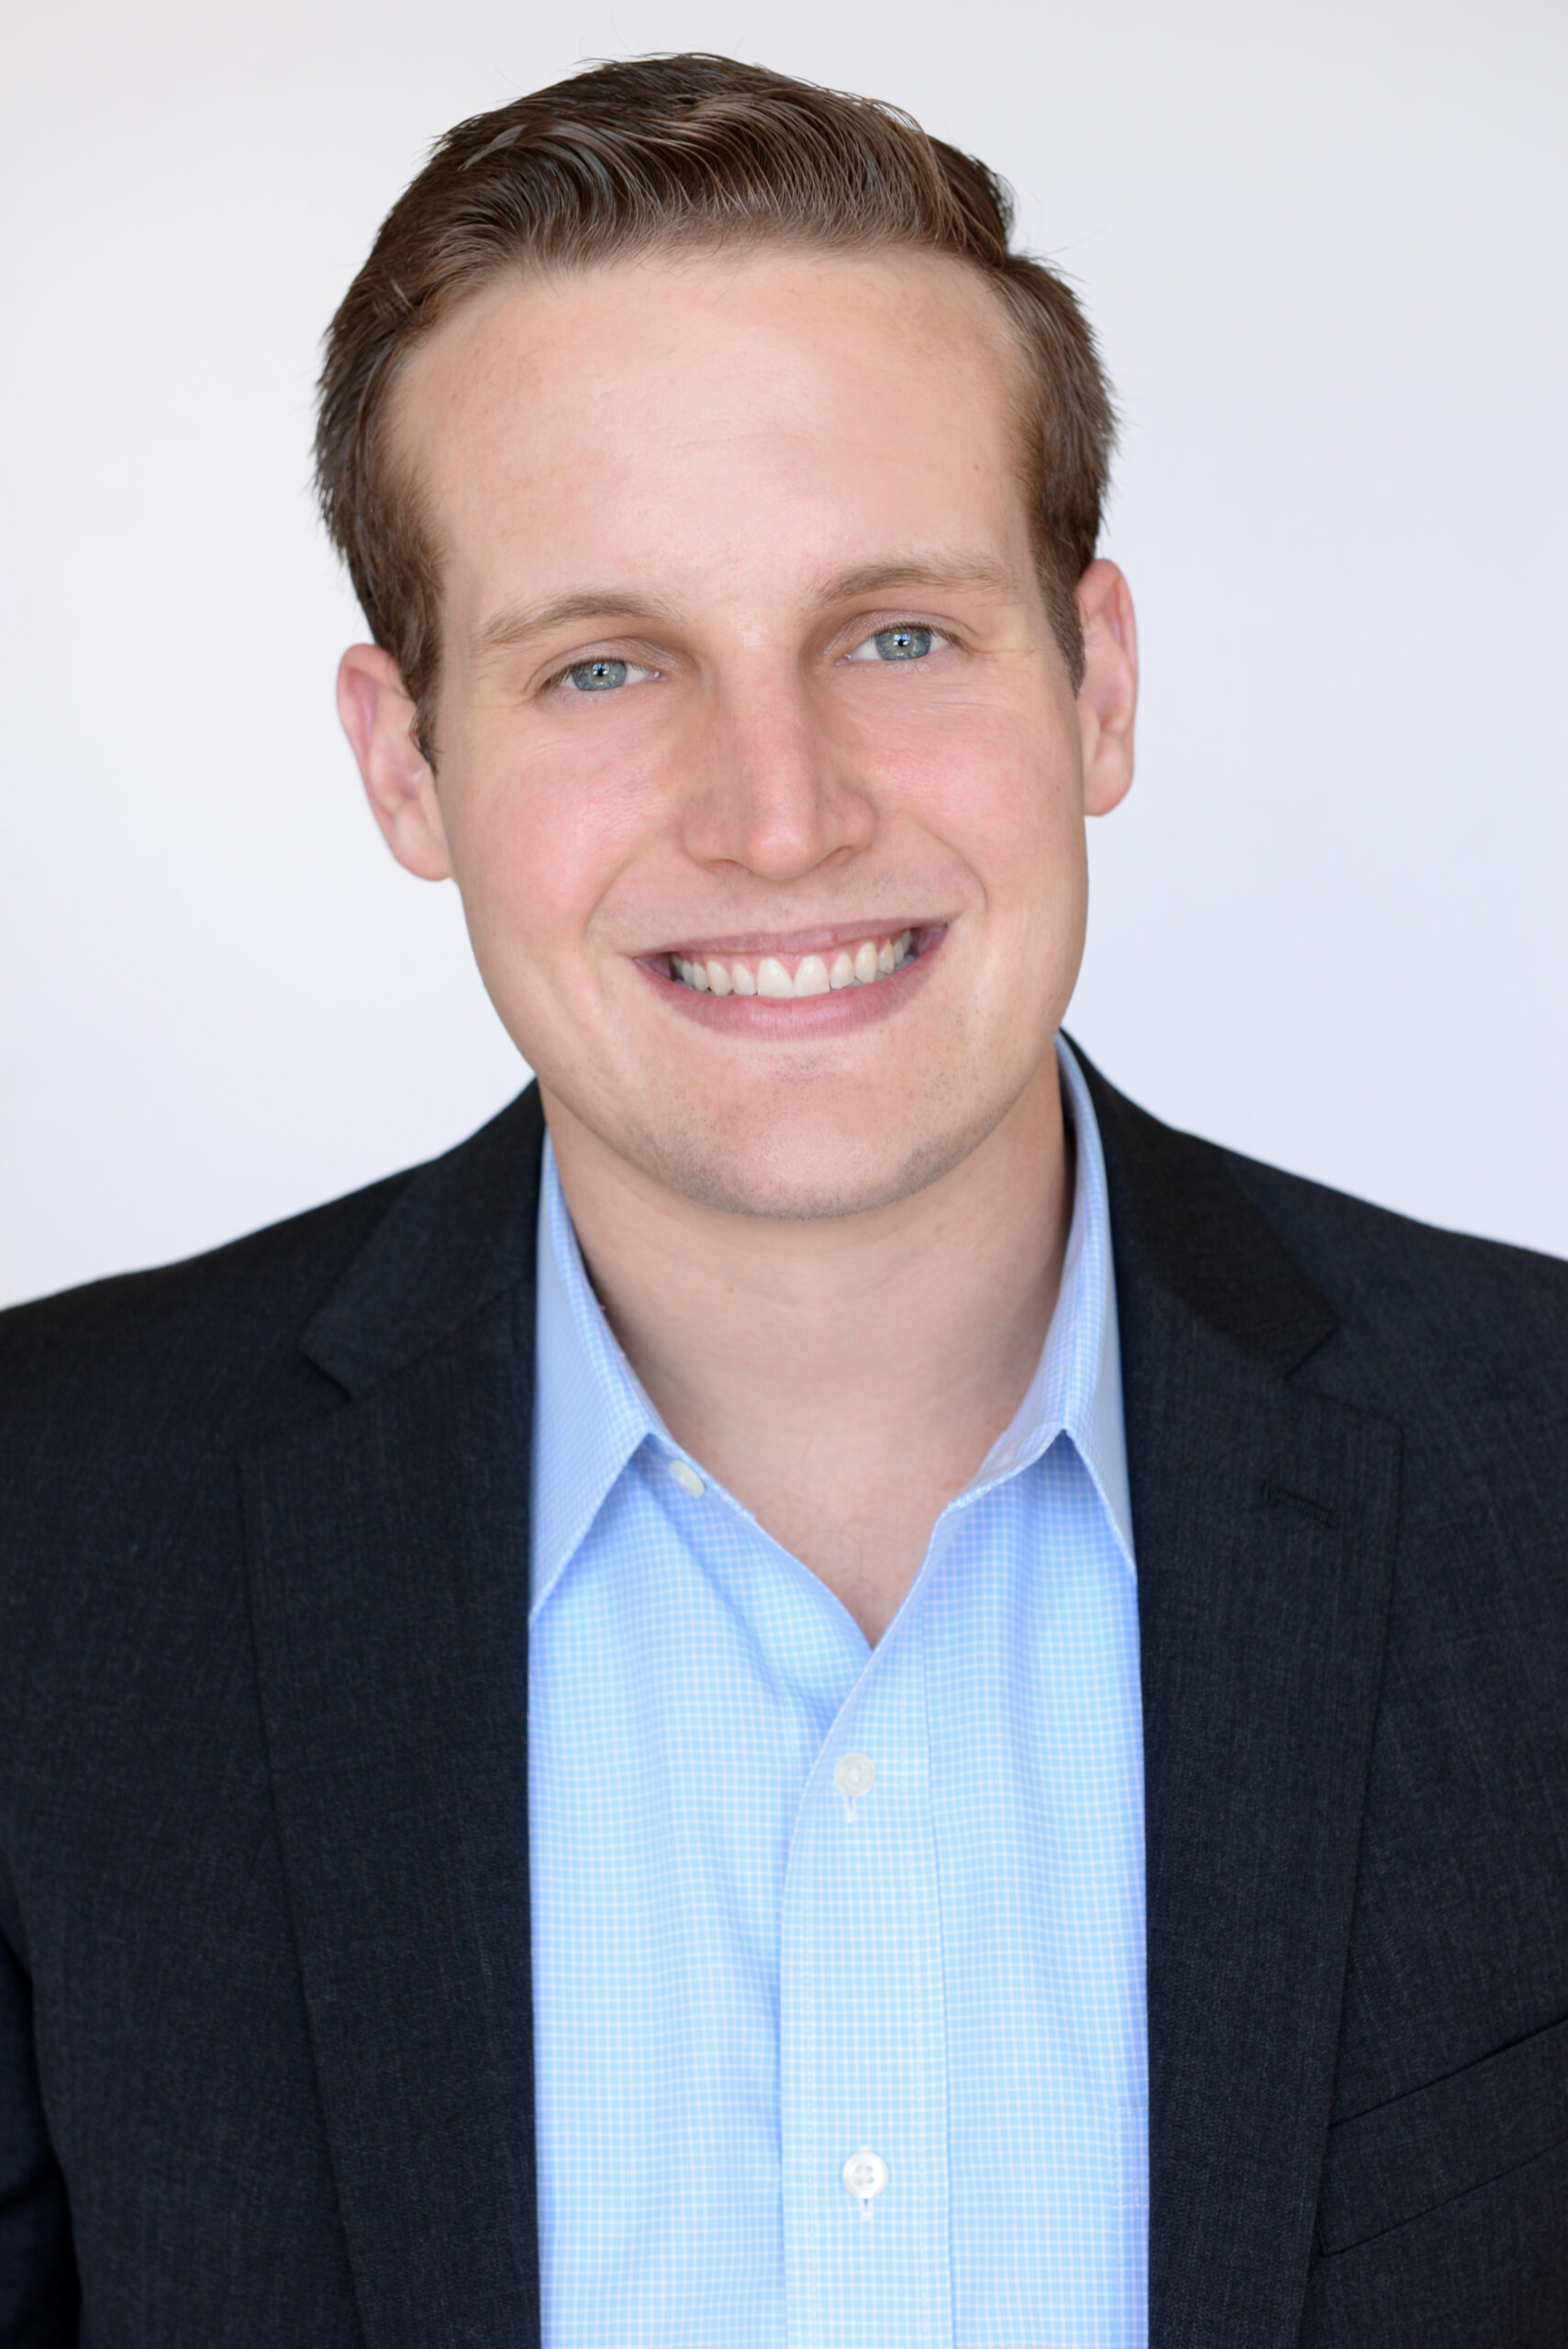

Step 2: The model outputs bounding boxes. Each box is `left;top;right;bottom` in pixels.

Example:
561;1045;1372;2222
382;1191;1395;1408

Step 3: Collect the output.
1072;1039;1338;1370
297;1082;547;1397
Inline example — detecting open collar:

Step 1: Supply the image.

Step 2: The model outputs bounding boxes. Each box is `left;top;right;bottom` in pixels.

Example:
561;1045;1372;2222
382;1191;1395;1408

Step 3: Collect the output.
972;1035;1135;1564
528;1141;660;1620
531;1034;1137;1617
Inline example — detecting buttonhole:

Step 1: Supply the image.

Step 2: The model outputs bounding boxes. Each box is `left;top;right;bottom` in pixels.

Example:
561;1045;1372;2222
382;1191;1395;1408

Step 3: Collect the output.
1262;1481;1339;1531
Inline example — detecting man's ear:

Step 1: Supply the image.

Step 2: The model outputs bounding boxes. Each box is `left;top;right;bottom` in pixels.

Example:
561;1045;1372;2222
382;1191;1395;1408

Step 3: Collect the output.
1073;560;1138;818
336;644;453;882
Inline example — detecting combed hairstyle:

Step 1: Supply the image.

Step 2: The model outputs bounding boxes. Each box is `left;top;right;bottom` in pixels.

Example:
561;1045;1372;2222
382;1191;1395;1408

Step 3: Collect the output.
316;53;1117;761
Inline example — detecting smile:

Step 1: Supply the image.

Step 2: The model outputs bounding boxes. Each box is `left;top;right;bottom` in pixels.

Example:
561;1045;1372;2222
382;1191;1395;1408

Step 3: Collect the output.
668;930;917;999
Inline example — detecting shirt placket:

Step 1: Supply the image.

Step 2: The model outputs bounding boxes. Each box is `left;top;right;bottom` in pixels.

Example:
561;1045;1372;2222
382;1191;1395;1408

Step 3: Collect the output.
780;1591;951;2349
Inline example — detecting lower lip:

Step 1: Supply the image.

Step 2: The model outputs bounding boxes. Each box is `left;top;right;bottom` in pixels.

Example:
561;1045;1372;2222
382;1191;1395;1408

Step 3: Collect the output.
636;930;945;1037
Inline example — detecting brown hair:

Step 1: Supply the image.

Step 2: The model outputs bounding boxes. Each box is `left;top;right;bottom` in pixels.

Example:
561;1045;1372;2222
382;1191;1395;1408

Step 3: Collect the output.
316;52;1116;760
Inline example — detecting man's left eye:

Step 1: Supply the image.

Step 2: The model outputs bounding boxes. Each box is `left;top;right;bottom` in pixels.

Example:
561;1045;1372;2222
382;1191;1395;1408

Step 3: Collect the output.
844;625;940;663
560;657;657;693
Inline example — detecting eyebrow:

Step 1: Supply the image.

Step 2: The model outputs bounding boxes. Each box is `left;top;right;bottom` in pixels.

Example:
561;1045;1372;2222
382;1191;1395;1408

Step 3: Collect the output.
471;591;679;662
818;554;1021;602
468;553;1023;663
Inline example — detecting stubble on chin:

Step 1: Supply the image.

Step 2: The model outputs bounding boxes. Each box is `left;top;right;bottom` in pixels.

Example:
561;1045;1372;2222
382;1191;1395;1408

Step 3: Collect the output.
584;1062;1032;1225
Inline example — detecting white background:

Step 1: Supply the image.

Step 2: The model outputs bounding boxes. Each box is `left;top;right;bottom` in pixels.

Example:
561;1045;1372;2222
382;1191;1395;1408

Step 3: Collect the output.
3;0;1564;1308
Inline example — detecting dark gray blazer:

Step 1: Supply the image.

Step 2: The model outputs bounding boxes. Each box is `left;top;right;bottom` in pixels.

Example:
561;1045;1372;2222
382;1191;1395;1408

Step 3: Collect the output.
3;1052;1566;2348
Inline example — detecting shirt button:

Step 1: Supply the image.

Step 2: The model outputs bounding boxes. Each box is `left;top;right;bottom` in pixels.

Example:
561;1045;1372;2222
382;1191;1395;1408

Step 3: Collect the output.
833;1753;875;1801
667;1459;704;1497
841;2147;889;2203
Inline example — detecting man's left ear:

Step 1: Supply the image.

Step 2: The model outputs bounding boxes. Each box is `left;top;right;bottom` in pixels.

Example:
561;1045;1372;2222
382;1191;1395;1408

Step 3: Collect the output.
1073;560;1138;817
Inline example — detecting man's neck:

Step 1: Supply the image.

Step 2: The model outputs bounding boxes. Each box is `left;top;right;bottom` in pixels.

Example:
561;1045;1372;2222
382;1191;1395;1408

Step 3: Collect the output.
541;1056;1073;1643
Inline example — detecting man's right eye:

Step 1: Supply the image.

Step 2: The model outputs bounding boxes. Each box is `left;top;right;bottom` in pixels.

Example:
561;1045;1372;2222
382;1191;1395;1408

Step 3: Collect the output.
564;658;631;692
556;656;662;695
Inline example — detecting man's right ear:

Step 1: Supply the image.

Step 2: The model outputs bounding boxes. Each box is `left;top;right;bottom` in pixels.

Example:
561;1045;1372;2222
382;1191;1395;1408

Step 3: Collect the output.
336;644;453;883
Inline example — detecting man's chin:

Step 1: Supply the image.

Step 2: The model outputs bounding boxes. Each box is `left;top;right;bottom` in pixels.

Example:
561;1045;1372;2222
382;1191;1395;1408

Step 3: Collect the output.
538;1047;1051;1225
620;1095;1008;1225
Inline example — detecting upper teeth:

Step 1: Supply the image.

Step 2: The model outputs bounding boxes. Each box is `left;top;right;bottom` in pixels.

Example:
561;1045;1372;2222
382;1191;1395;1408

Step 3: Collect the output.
671;932;915;998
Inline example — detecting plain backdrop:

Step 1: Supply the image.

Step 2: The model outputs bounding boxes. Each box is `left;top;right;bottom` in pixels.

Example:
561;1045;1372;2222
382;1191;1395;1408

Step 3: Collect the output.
3;0;1564;1308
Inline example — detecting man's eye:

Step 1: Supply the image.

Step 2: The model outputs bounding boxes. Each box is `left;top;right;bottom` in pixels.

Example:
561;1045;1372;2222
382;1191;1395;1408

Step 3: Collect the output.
844;625;940;663
559;657;656;693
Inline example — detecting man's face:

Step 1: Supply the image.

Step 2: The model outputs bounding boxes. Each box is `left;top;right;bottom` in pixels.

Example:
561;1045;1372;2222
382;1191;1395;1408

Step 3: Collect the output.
367;246;1132;1218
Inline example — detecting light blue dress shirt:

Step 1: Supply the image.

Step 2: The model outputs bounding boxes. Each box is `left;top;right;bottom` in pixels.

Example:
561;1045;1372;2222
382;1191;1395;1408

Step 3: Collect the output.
529;1036;1147;2348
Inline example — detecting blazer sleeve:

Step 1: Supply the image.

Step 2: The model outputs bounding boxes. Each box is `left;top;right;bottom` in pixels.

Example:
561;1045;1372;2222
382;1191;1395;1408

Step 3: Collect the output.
0;1907;77;2347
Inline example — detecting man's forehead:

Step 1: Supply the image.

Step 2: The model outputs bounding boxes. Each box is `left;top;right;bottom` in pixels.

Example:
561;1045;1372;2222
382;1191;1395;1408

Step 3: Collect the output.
395;243;1026;477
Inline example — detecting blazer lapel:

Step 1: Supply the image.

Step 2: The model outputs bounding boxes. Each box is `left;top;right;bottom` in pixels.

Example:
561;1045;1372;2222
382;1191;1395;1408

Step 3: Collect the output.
1078;1049;1403;2349
242;1087;547;2349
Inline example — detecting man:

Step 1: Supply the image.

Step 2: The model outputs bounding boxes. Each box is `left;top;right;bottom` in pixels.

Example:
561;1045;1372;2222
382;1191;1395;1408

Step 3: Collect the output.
1;50;1564;2349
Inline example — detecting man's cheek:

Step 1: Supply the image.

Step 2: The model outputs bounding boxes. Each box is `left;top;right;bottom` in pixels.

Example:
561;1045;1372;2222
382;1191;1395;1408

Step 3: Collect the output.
458;800;593;939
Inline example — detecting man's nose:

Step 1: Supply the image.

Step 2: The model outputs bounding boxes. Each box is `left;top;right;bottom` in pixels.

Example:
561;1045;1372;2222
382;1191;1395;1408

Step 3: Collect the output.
676;672;877;884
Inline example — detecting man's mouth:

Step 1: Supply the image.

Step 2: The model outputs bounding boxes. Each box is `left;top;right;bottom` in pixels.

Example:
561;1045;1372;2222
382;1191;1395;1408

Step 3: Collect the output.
664;929;919;1000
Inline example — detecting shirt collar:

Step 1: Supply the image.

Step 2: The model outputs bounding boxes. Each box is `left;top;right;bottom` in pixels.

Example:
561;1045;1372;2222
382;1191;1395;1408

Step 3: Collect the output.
530;1032;1133;1617
963;1035;1134;1569
529;1142;667;1620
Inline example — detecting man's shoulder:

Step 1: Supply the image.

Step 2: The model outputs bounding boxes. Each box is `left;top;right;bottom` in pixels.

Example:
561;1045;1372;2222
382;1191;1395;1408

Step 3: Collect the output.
1204;1139;1568;1513
1078;1050;1566;1592
0;1086;545;1465
0;1169;412;1674
1219;1139;1568;1367
1073;1047;1567;1444
0;1163;416;1462
0;1085;547;1705
2;1084;550;1395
